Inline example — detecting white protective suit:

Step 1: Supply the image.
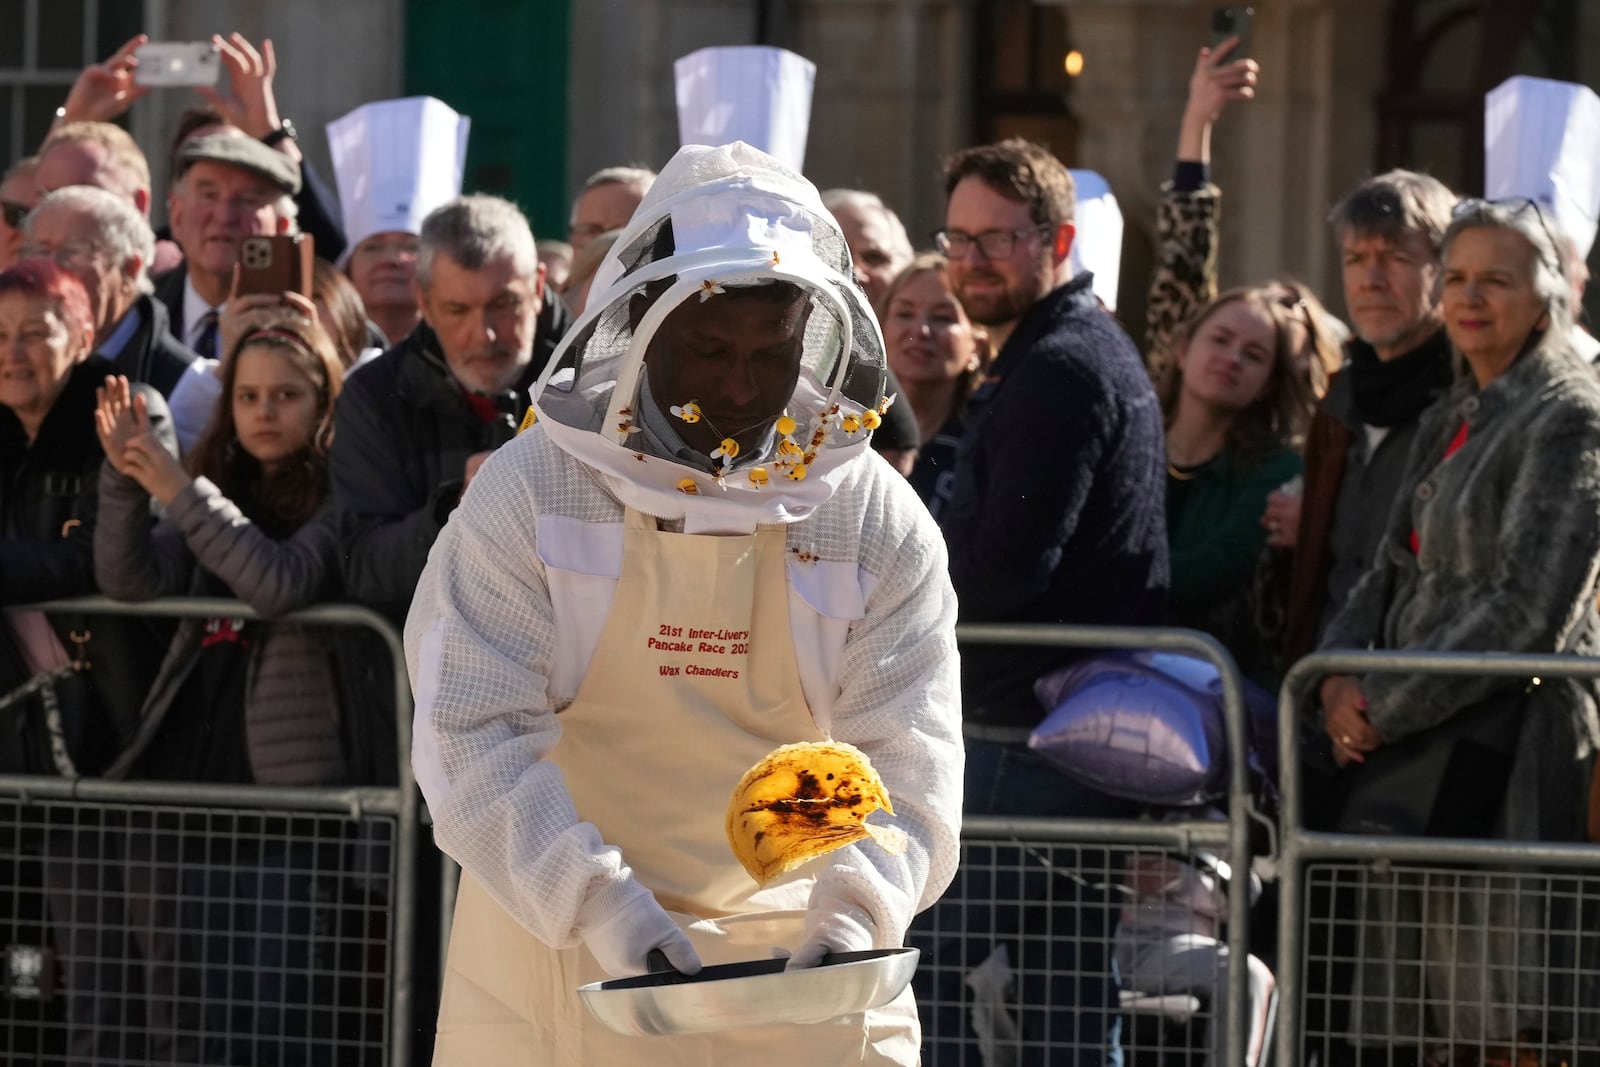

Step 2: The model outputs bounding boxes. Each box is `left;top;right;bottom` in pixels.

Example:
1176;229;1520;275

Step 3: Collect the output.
406;142;963;1064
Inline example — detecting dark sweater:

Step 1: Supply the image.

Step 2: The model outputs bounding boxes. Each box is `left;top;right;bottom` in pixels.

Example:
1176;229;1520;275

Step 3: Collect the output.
1168;446;1301;617
330;297;571;623
942;273;1169;724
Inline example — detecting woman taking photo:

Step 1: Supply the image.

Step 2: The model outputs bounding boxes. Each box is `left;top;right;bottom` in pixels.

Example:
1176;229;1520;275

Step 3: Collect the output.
880;252;990;518
1319;199;1600;1060
1161;286;1311;676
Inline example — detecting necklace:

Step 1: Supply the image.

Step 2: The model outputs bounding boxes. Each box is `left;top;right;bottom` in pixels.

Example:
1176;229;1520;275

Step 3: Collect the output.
1166;461;1204;482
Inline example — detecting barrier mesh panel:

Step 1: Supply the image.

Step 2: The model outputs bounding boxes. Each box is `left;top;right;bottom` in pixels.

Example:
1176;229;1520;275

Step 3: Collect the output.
0;794;397;1066
1299;860;1600;1067
911;837;1270;1066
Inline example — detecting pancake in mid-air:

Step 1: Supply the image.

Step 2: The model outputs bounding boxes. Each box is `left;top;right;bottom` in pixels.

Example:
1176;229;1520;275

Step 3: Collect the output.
726;740;908;885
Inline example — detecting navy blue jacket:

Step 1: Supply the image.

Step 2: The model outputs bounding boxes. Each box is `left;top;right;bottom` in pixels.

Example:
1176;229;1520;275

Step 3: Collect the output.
942;273;1169;725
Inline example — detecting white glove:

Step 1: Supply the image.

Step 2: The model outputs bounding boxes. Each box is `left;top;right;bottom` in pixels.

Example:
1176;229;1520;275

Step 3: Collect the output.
582;888;703;978
786;878;878;971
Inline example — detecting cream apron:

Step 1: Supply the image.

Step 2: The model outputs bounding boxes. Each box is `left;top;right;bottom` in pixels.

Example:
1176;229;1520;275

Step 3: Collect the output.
433;508;919;1065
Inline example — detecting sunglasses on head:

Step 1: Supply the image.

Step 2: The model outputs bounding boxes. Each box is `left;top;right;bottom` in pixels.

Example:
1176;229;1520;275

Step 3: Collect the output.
0;201;27;230
1451;196;1564;266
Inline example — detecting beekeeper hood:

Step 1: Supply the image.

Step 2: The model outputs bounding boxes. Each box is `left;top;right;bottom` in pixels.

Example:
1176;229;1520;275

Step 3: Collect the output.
532;141;889;531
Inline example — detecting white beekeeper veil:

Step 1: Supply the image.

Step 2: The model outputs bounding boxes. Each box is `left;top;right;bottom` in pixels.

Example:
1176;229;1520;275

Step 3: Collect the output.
532;141;889;529
326;96;470;268
1484;76;1600;260
1067;170;1123;311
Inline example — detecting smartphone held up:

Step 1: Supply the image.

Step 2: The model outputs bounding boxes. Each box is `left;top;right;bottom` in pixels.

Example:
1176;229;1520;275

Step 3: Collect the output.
133;42;221;88
236;235;315;299
1210;6;1254;61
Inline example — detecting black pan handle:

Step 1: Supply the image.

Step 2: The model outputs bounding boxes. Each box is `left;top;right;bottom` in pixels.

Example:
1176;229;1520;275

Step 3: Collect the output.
644;945;835;979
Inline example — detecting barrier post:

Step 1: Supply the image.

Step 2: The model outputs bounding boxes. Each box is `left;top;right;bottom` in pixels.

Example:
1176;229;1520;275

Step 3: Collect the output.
1276;648;1600;1065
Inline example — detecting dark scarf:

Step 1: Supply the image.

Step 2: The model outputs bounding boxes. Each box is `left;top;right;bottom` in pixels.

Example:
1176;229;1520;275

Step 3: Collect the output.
1346;326;1454;428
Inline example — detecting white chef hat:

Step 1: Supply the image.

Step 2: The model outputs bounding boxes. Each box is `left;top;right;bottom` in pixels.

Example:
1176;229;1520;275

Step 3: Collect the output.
1485;76;1600;260
674;47;816;174
532;142;887;530
1067;170;1123;311
326;96;470;268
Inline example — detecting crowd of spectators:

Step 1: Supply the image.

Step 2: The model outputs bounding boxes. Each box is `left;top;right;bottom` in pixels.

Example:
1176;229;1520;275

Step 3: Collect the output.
2;23;1599;1067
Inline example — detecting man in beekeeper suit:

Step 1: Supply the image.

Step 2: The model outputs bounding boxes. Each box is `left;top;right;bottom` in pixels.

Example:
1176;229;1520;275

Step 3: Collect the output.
405;140;963;1063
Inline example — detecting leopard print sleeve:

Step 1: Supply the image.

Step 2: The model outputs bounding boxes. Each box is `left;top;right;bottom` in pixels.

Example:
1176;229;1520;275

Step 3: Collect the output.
1145;180;1222;384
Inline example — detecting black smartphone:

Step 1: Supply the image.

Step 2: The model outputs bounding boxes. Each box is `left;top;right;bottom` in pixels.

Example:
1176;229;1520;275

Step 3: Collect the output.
1210;5;1254;61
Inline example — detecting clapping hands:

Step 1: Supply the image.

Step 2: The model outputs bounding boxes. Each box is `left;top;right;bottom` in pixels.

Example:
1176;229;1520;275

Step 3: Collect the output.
95;376;191;507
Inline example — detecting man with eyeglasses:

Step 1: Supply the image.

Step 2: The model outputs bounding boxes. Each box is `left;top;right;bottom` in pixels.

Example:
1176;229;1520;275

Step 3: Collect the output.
917;138;1167;1067
23;185;196;397
0;158;38;272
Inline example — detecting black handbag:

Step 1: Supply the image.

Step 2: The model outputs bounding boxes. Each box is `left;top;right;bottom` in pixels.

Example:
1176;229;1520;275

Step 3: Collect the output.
1333;683;1533;837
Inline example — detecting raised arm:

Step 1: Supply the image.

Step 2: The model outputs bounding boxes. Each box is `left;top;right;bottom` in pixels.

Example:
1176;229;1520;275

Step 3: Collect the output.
1144;39;1259;379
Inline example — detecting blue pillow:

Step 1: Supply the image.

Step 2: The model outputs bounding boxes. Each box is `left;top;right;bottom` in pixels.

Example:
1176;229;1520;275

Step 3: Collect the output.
1028;651;1269;806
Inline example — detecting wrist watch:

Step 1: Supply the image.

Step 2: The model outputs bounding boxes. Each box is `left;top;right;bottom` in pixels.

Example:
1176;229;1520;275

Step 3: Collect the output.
261;118;297;148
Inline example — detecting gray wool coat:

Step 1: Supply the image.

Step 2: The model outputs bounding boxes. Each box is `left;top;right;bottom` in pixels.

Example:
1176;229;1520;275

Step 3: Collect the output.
93;463;347;786
1319;337;1600;1045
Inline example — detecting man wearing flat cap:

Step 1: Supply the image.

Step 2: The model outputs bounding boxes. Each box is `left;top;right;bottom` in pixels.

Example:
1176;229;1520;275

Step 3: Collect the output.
152;130;301;363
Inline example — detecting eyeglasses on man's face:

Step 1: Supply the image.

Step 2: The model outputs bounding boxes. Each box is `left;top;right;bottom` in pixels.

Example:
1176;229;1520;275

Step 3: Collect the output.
933;225;1051;261
21;239;103;272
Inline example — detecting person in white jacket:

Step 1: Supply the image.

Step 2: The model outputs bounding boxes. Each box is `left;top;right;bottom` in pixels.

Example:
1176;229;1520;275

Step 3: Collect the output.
405;141;964;1064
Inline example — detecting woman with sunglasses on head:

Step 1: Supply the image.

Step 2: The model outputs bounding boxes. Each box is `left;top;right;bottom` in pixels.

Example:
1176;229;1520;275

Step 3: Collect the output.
1161;286;1312;679
1318;198;1600;1059
81;313;354;1062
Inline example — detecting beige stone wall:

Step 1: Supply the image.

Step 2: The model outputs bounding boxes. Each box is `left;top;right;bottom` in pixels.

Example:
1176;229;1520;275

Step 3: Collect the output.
137;0;405;211
568;0;1379;325
1060;0;1384;326
566;0;976;246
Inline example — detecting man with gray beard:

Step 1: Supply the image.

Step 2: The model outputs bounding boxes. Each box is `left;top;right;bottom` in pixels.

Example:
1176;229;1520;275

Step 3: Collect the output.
330;194;571;624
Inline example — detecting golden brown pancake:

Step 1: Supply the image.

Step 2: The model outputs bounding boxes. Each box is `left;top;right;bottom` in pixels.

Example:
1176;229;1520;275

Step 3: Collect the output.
726;740;907;885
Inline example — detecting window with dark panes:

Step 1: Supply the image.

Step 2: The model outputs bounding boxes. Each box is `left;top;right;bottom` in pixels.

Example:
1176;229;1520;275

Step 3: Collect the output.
973;0;1078;167
0;0;147;162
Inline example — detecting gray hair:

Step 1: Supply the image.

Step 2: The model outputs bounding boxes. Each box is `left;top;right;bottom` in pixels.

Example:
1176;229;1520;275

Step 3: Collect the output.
1439;199;1574;340
569;165;655;225
417;194;537;291
1329;169;1458;254
29;184;156;294
820;188;913;260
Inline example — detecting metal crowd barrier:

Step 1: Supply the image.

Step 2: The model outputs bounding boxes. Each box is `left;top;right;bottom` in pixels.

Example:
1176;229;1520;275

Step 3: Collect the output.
910;623;1264;1066
1277;650;1600;1067
0;597;420;1067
